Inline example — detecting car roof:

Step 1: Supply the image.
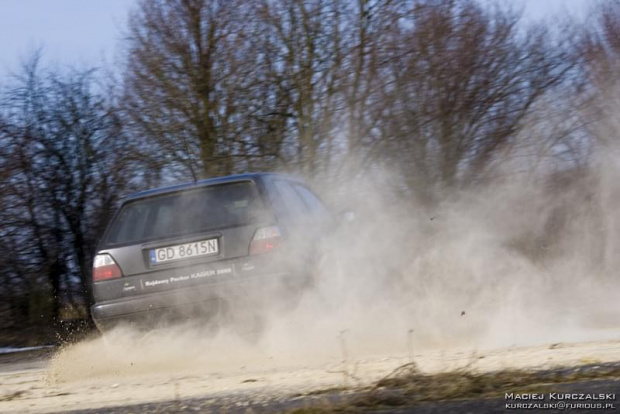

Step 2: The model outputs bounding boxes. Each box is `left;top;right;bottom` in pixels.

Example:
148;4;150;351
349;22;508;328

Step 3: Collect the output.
124;172;303;201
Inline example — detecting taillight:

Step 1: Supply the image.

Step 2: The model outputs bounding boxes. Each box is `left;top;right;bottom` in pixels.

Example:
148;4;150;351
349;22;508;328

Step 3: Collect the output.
93;254;122;282
250;226;282;255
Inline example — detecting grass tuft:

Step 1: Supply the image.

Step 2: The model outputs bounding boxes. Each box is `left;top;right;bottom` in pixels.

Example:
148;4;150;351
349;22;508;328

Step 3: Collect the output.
287;362;620;412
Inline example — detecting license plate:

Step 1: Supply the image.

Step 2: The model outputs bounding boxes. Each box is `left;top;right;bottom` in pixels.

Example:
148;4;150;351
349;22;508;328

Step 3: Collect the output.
150;238;219;265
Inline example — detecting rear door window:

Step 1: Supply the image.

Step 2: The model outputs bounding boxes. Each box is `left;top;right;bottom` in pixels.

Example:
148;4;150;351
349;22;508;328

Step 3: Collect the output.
105;182;264;245
294;185;329;217
272;180;309;218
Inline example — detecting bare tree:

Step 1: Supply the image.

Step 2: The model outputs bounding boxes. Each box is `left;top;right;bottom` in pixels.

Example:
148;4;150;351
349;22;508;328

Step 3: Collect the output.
360;1;577;205
0;54;136;329
252;0;351;175
124;0;269;180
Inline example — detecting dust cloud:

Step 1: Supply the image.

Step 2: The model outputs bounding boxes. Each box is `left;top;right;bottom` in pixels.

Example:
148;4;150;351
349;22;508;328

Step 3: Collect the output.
49;138;620;385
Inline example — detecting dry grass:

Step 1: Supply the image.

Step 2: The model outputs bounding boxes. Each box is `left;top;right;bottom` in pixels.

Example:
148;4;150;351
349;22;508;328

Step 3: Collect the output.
288;362;620;413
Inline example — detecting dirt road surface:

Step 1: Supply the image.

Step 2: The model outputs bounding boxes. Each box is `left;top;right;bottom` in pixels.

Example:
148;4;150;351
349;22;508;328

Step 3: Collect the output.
2;332;620;413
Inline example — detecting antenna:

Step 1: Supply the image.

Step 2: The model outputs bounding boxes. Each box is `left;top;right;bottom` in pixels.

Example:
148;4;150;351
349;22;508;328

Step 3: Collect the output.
180;135;198;184
188;161;198;184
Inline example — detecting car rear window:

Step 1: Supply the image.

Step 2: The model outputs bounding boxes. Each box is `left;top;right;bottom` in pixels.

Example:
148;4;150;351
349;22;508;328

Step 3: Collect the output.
105;182;264;245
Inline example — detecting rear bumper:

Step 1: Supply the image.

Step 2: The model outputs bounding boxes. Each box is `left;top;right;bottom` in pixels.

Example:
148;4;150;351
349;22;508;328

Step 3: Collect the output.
91;272;303;331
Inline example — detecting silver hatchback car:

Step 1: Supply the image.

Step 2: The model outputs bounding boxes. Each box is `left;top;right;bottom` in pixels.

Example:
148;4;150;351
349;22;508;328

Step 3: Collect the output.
90;173;333;331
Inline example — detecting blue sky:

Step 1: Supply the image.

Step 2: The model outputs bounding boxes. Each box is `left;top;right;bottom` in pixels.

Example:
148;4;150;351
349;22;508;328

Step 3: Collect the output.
513;0;590;20
0;0;592;80
0;0;135;78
